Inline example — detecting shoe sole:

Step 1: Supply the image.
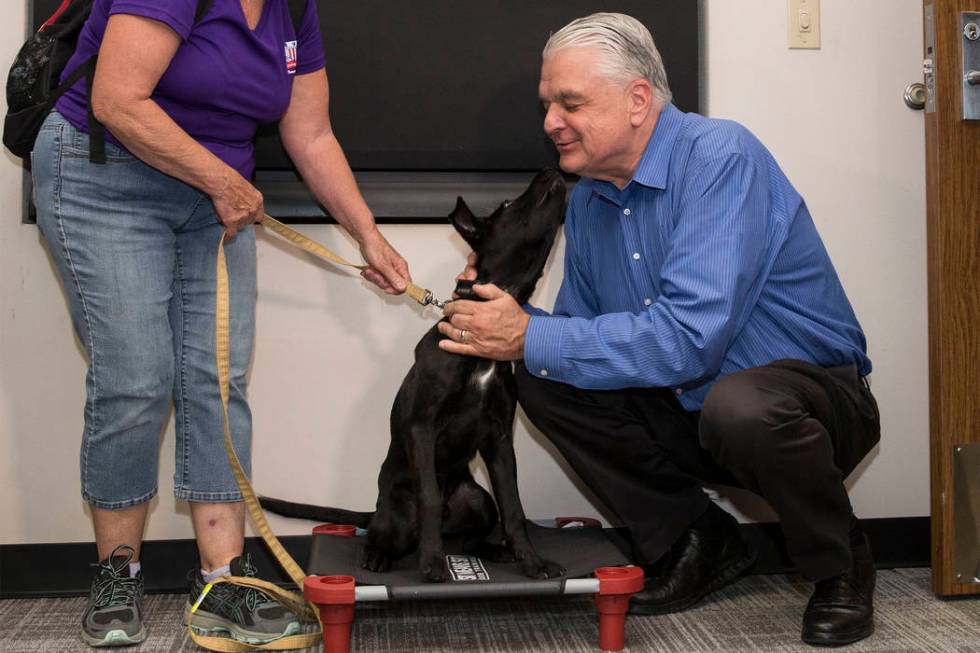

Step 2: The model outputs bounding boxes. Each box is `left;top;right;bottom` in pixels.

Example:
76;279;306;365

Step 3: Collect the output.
628;549;757;616
80;626;146;648
184;606;301;645
801;621;874;647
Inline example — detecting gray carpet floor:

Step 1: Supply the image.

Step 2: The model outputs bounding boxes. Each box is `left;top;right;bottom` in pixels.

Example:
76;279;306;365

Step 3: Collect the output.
2;569;979;652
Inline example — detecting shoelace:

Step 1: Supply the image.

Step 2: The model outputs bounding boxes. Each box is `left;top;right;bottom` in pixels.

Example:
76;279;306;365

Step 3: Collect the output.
207;555;268;614
234;556;265;611
92;570;141;608
90;546;141;609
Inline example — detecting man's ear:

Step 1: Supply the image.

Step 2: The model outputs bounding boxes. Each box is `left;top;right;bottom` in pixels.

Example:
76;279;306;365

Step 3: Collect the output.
449;196;482;243
628;79;655;127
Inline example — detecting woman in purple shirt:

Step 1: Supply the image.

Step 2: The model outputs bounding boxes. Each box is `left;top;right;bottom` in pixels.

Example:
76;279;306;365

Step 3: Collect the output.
31;0;410;647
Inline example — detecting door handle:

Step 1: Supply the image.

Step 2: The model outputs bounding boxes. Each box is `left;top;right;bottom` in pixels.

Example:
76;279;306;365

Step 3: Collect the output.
904;82;927;110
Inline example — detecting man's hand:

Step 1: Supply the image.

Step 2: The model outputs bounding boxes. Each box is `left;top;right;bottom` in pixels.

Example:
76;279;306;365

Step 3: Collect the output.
438;283;529;360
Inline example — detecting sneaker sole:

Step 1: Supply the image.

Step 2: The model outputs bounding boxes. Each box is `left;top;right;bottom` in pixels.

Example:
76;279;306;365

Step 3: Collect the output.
629;549;757;616
80;626;146;648
184;606;301;645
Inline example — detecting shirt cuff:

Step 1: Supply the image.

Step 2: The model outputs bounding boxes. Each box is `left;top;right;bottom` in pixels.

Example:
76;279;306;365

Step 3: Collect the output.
521;303;550;317
295;61;326;75
524;315;566;382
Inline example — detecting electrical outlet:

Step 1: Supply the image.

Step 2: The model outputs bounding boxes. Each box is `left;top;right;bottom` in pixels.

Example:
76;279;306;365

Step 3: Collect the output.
788;0;821;49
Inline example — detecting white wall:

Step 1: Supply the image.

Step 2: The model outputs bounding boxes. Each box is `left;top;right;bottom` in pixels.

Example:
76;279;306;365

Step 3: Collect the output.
0;0;928;545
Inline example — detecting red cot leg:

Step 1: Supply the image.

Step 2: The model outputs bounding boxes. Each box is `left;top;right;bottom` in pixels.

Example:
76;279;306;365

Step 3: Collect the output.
304;574;356;653
306;524;358;653
594;566;645;652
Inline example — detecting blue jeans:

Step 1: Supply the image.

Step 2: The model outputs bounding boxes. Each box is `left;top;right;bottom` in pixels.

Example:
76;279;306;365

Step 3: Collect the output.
32;112;256;509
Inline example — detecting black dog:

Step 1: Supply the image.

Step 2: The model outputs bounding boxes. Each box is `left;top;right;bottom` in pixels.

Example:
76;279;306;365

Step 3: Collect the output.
261;169;567;582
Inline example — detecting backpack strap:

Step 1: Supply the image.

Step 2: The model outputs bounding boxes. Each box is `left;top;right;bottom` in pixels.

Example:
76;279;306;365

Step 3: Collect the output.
195;0;214;23
287;0;307;33
52;52;95;99
83;57;105;163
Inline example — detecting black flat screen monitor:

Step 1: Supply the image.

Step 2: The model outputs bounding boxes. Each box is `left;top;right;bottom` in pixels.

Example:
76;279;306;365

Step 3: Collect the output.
30;0;700;173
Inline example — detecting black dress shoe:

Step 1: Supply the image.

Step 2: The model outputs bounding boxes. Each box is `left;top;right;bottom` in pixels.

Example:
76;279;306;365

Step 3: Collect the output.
629;502;756;615
801;531;875;646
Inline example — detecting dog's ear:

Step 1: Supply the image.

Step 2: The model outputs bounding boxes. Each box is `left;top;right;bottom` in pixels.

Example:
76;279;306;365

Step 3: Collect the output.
449;196;482;243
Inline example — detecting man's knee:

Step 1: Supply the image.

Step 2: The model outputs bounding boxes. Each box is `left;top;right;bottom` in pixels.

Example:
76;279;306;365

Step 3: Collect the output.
699;371;800;461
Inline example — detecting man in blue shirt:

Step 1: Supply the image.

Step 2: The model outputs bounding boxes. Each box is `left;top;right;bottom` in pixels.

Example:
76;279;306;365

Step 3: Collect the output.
439;12;880;647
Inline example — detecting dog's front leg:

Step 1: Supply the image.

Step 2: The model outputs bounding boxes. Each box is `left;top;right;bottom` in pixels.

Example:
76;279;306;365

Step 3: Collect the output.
410;425;450;582
482;431;565;580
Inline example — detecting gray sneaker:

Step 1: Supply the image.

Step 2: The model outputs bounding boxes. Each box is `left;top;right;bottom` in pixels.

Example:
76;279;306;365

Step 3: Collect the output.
81;545;146;647
184;554;300;645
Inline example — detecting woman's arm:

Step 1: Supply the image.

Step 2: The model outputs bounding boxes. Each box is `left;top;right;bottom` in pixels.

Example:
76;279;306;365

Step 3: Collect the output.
90;14;262;237
278;69;409;294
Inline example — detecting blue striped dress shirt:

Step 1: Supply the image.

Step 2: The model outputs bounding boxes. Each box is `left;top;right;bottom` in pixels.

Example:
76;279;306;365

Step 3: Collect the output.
523;103;871;411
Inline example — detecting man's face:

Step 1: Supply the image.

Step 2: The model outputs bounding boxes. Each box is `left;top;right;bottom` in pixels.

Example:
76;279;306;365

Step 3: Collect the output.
538;47;635;183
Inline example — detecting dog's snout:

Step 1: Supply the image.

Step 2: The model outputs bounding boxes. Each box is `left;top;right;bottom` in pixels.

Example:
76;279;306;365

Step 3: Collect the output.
534;168;564;194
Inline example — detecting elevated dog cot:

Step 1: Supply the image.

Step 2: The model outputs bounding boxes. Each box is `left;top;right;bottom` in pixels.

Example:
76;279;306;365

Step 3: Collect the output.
303;518;645;653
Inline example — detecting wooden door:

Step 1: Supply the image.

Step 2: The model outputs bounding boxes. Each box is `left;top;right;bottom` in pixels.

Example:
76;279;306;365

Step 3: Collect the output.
924;0;980;596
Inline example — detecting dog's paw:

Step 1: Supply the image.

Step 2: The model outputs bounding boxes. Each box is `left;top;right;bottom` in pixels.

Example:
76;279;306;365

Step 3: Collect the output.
360;546;393;573
520;556;566;580
419;554;451;583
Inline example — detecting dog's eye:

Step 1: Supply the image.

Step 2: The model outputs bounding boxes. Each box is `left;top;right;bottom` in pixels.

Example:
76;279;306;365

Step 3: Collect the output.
501;200;513;209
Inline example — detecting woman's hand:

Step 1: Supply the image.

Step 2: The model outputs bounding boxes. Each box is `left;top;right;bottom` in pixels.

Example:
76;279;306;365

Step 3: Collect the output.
358;228;411;294
211;173;265;238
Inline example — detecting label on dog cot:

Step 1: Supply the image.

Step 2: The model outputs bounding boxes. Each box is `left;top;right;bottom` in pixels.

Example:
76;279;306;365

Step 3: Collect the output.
446;555;490;581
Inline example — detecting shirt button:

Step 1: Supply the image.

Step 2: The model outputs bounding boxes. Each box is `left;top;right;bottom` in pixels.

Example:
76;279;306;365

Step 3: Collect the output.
675;388;683;396
539;369;549;377
632;252;641;260
623;208;631;216
644;298;653;306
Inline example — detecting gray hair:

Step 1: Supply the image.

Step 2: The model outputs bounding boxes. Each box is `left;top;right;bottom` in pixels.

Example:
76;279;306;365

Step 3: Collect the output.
543;12;672;104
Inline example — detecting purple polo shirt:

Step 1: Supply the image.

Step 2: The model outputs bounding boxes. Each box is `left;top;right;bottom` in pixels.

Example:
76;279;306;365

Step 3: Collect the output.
55;0;326;178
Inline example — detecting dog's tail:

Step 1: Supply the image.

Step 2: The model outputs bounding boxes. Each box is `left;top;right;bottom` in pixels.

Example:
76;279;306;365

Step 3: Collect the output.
258;496;373;528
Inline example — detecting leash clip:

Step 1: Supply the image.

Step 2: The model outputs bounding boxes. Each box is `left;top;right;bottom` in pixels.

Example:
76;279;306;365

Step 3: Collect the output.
420;289;451;309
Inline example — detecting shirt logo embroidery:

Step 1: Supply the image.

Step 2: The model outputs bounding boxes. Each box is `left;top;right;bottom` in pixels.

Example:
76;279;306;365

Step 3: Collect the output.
284;40;298;74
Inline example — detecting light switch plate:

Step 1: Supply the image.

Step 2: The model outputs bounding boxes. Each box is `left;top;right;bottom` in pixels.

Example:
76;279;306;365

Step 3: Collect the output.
788;0;821;49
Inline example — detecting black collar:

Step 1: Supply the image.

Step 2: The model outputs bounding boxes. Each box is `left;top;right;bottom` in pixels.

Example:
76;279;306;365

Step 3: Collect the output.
453;279;488;302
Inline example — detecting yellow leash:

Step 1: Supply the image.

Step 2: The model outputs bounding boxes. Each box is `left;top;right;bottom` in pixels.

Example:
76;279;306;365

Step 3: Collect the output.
260;215;443;307
191;219;443;651
186;229;320;651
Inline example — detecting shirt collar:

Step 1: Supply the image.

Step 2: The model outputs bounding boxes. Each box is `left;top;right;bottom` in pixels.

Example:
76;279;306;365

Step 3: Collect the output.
585;103;684;204
633;103;683;190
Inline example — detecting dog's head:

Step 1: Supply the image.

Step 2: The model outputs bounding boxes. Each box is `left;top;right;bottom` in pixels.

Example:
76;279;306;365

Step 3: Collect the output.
449;168;566;305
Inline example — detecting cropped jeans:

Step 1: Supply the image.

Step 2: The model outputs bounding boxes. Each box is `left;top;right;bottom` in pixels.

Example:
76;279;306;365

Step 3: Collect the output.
32;111;256;509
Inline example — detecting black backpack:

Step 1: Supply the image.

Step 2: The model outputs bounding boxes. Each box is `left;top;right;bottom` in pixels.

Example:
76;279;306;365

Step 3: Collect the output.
4;0;306;164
